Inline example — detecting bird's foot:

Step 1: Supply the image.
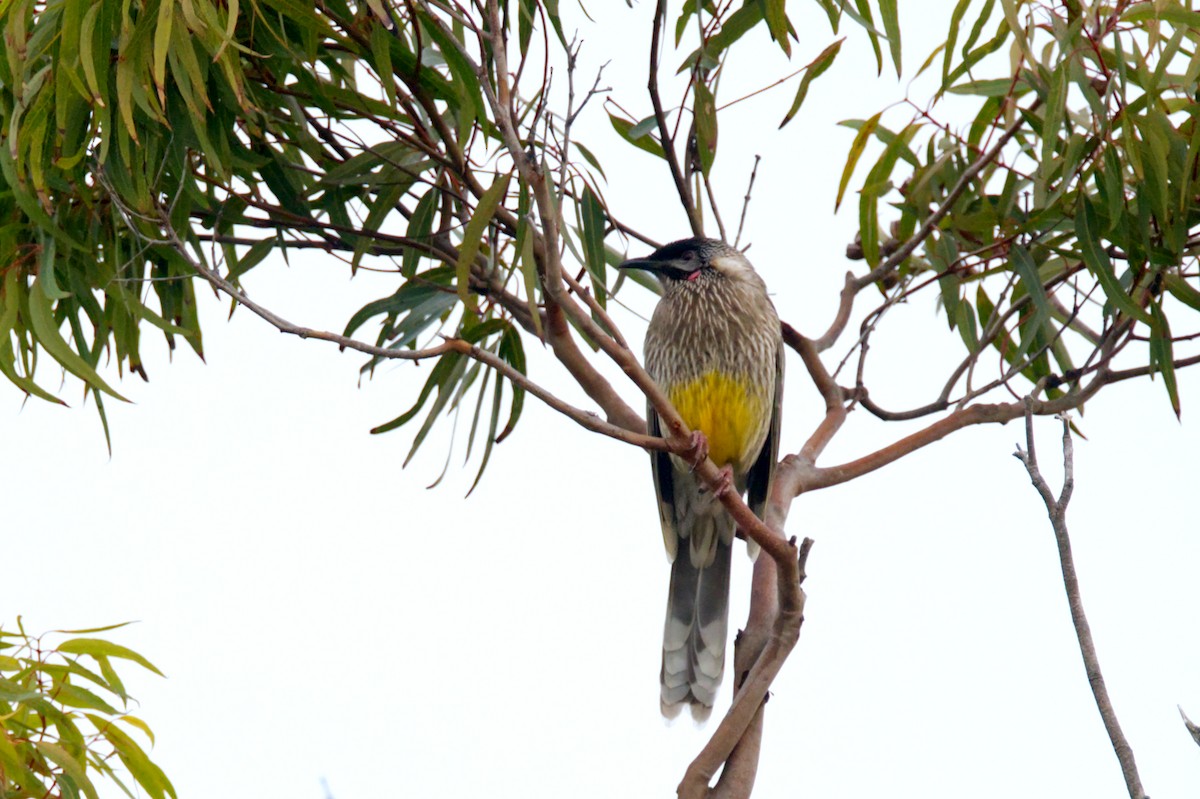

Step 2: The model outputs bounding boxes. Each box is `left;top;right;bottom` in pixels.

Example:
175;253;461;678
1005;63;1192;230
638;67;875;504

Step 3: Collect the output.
711;464;734;497
682;430;709;471
700;464;734;497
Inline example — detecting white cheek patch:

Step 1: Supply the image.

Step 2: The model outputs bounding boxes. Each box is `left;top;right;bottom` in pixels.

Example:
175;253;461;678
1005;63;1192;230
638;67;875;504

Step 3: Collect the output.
709;254;751;278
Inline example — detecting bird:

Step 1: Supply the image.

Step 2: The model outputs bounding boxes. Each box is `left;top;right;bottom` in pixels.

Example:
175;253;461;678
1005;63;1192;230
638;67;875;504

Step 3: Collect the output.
620;237;783;719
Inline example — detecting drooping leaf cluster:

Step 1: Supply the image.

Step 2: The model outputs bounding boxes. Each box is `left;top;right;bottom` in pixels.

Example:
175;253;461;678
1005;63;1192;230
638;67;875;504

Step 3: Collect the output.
0;621;173;799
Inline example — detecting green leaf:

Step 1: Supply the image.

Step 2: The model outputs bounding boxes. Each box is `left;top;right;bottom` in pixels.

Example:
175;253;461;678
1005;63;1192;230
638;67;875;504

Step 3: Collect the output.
1164;273;1200;312
119;714;156;745
1074;200;1151;324
516;188;543;340
837;111;882;211
608;111;666;159
153;0;174;106
574;142;607;180
418;14;485;123
947;77;1027;97
369;23;397;107
27;280;130;402
764;0;791;57
96;655;128;702
943;0;972;86
466;361;504;496
456;172;512;310
850;0;882;74
1122;4;1200;27
90;716;176;799
404;190;439;278
780;38;843;129
628;116;658;140
999;0;1031;66
695;3;763;61
1148;301;1181;418
1010;243;1051;331
35;741;100;799
692;81;717;177
372;350;463;435
403;352;470;466
955;299;979;352
57;639;163;676
878;0;901;76
496;324;525;442
52;682;120;715
580;185;607;309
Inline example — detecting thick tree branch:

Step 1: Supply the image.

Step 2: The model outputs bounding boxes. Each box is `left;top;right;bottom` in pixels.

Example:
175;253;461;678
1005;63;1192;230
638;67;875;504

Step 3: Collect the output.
1014;406;1147;799
795;371;1107;494
781;323;846;464
679;539;811;799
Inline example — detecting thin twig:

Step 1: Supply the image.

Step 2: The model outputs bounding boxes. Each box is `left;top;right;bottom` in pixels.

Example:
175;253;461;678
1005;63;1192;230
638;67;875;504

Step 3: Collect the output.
703;172;728;242
734;155;761;249
1013;403;1147;799
650;0;702;235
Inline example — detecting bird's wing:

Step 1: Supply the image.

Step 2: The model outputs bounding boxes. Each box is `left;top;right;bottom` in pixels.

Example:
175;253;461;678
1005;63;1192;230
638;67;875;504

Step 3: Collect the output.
648;401;678;561
746;340;784;520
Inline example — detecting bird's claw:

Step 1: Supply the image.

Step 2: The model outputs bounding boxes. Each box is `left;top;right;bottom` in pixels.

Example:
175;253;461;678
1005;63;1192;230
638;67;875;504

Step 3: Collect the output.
711;464;734;497
683;430;709;471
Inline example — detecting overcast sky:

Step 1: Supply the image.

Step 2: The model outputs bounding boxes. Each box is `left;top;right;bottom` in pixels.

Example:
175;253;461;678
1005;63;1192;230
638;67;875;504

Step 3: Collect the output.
6;2;1200;797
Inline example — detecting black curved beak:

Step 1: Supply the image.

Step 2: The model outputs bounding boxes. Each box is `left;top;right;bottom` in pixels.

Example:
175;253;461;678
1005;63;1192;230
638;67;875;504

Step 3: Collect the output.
618;256;662;273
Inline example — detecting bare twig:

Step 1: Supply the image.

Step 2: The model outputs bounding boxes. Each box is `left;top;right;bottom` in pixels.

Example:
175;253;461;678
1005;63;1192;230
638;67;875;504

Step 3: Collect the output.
1013;403;1147;799
703;172;728;242
734;155;761;249
1179;706;1200;748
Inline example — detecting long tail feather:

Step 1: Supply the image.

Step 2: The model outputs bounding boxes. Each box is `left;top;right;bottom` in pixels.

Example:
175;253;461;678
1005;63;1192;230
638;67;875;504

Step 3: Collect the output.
661;537;732;719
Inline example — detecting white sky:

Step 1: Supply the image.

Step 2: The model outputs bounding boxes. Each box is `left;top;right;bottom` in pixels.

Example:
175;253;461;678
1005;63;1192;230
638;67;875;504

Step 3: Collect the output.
6;2;1200;797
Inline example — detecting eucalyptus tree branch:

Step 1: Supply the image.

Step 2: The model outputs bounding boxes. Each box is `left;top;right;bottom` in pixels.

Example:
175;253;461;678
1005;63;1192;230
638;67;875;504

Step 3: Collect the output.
781;323;847;464
793;366;1111;495
561;269;629;349
650;0;702;236
1014;405;1147;799
680;539;811;799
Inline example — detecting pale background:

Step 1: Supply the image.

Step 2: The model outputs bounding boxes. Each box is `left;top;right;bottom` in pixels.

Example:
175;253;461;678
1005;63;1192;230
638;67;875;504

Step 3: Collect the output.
5;2;1199;797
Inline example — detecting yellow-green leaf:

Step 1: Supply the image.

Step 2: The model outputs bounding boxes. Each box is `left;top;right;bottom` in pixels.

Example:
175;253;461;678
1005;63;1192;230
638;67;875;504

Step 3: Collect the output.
836;111;881;210
57;638;163;676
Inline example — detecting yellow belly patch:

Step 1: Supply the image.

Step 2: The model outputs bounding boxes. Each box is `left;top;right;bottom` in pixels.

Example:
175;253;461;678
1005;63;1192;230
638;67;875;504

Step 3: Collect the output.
668;371;763;468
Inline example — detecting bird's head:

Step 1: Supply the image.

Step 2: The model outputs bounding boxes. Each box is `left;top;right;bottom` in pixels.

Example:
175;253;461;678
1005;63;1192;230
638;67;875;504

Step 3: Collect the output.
618;238;761;288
